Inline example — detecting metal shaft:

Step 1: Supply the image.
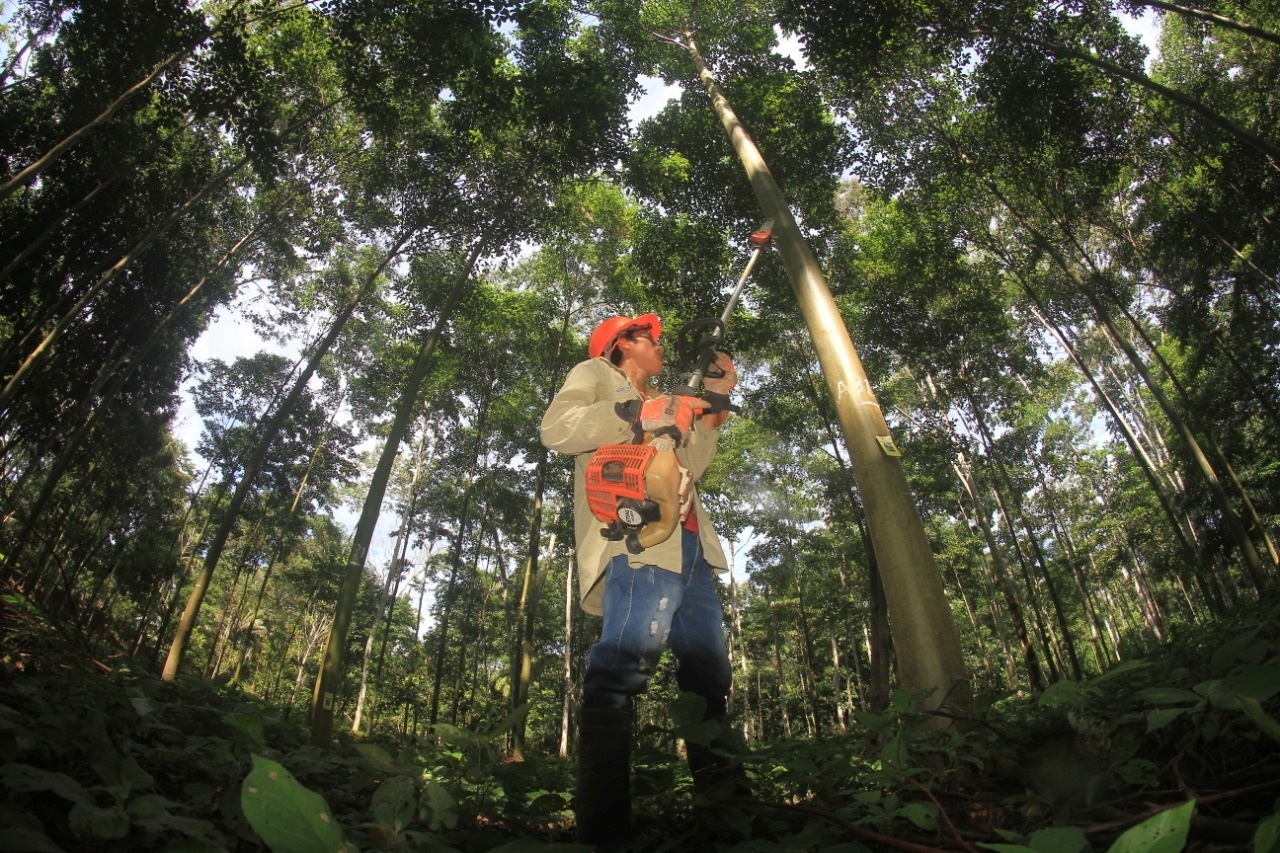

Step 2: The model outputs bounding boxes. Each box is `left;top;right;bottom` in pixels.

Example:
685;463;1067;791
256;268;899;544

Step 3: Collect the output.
687;219;772;391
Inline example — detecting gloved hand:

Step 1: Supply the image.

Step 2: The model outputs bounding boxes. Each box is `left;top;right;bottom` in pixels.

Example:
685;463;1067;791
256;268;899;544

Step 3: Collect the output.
702;351;736;395
640;394;708;443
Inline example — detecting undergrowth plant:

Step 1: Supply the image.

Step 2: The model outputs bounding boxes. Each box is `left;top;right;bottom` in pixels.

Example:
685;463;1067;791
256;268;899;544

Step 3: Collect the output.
1;593;1278;851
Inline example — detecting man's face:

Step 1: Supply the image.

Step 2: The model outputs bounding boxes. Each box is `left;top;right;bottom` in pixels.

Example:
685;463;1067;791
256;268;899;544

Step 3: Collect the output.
618;327;664;377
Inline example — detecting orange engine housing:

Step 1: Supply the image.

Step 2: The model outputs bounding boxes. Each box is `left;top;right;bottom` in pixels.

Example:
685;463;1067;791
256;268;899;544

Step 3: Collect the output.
585;443;683;554
585;444;656;526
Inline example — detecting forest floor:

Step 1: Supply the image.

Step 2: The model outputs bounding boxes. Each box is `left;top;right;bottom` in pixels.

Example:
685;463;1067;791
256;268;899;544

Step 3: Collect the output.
1;587;1278;852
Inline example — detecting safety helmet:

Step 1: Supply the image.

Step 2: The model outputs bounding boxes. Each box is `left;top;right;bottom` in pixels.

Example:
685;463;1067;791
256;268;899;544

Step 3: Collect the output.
588;313;661;359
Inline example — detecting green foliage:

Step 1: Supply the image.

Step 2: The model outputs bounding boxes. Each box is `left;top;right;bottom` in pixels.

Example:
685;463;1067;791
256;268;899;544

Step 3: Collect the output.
242;754;349;853
1108;801;1194;853
3;595;1280;850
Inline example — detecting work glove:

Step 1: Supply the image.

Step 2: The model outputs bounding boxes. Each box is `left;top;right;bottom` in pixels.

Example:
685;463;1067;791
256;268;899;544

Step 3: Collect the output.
702;351;736;395
640;394;708;443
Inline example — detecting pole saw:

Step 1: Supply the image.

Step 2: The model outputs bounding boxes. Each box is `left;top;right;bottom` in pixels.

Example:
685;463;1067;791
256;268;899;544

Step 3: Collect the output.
671;218;774;412
585;218;774;554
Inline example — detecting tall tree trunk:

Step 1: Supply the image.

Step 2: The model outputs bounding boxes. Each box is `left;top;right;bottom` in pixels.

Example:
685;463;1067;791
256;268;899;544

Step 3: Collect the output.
829;634;848;733
0;176;116;295
0;45;196;203
511;316;570;758
1137;0;1280;47
949;561;993;680
0;152;254;412
510;481;550;761
351;560;399;734
954;456;1047;689
1025;302;1209;585
999;32;1280;164
1037;472;1114;671
681;32;970;723
984;471;1064;683
426;404;491;728
310;238;484;746
727;540;753;738
766;586;792;739
864;537;893;711
449;539;490;726
0;198;267;569
985;181;1270;591
235;391;347;685
966;398;1084;681
367;425;435;731
164;227;417;683
783;534;823;738
559;551;574;760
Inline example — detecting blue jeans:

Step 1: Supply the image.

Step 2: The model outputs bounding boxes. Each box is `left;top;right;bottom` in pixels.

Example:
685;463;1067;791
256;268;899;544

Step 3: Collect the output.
583;528;732;715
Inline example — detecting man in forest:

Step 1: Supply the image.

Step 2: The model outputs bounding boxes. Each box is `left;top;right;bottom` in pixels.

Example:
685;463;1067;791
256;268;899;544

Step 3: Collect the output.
540;313;743;847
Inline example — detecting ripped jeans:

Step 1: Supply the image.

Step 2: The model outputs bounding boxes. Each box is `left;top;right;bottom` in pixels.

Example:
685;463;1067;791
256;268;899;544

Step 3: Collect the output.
582;528;733;716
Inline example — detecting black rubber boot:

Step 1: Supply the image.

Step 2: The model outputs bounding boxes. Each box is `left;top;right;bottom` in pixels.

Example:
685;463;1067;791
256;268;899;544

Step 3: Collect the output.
575;707;633;849
686;715;751;799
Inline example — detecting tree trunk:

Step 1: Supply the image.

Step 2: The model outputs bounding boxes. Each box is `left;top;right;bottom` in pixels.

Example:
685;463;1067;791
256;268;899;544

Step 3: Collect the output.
426;406;491;728
351;559;399;734
310;238;484;746
235;392;347;685
0;152;255;412
510;481;550;760
865;538;893;711
1036;470;1114;671
966;398;1083;681
1025;302;1208;583
0;176;116;294
683;32;969;724
986;182;1270;591
0;0;284;207
784;536;823;738
0;48;193;203
511;317;569;758
998;31;1280;164
0;202;271;571
559;550;574;759
163;229;416;683
1137;0;1280;49
953;453;1047;689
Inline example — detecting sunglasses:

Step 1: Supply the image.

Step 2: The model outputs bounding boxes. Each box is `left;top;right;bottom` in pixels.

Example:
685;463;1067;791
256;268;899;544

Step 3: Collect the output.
626;329;661;346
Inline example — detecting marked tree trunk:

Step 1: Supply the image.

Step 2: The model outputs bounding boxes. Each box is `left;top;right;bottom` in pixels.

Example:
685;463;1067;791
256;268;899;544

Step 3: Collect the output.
681;32;970;723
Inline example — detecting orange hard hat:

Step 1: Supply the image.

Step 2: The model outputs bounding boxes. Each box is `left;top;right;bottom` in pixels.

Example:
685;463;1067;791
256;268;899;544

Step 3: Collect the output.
588;313;661;359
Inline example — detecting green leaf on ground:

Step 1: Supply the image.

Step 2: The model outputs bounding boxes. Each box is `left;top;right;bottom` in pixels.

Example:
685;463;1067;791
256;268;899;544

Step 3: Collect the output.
0;763;94;805
241;754;346;853
1107;800;1194;853
1253;812;1280;853
1027;826;1091;852
420;779;458;831
1238;697;1280;745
